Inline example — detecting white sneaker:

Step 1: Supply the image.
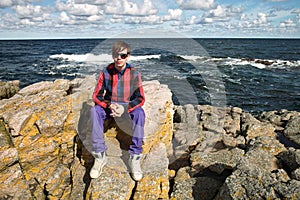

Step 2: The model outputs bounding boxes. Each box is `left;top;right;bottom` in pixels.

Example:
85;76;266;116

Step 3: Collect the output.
90;152;107;179
128;154;143;181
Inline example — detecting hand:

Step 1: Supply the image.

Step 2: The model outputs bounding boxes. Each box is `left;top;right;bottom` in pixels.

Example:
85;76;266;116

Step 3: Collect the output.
110;103;125;117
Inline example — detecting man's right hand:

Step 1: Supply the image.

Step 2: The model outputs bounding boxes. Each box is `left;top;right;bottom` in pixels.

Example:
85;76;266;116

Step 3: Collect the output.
110;103;125;117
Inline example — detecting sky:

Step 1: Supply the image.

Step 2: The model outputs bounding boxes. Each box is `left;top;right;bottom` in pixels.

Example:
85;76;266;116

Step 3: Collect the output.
0;0;299;39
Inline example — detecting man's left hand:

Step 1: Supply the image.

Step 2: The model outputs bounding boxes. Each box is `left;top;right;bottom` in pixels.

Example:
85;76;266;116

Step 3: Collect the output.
110;103;125;117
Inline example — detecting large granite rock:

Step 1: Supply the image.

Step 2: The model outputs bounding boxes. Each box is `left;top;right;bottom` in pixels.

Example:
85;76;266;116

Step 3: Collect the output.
0;76;173;200
169;105;300;200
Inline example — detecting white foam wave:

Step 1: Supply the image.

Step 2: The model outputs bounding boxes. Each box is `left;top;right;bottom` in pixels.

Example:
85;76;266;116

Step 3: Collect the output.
250;63;266;69
50;53;112;63
130;54;161;60
49;53;161;63
50;53;299;70
180;55;203;61
181;55;299;69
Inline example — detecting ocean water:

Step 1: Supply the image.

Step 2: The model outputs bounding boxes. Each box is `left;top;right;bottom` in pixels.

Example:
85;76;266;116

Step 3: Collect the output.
0;38;299;113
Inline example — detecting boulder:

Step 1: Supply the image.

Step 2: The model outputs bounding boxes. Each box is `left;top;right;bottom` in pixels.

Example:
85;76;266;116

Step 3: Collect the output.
0;76;173;200
0;80;19;99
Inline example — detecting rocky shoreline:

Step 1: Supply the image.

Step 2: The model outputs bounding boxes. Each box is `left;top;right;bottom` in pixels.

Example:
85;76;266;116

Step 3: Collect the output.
0;77;299;199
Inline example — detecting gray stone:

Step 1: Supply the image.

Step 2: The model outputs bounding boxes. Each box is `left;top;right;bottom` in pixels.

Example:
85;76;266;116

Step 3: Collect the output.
0;80;19;99
190;147;244;175
277;148;300;172
284;116;300;136
171;176;223;200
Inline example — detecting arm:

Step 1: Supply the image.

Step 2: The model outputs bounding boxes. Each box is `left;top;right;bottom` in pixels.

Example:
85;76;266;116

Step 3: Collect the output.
92;71;111;109
128;72;145;112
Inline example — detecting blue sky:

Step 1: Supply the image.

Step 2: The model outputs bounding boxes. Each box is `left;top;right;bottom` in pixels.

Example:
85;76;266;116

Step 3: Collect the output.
0;0;299;39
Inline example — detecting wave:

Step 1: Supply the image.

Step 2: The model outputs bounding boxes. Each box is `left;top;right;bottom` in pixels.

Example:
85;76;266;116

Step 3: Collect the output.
220;57;300;69
179;55;300;69
49;53;161;63
49;53;300;70
49;53;112;63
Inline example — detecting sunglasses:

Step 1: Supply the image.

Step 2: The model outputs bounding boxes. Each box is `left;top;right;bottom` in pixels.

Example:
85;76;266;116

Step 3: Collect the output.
114;53;129;59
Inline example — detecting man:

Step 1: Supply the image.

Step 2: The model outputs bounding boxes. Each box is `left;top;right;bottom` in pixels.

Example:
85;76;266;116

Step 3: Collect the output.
90;41;145;181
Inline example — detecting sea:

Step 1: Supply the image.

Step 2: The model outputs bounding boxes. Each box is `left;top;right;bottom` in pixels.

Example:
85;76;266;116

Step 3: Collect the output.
0;38;299;114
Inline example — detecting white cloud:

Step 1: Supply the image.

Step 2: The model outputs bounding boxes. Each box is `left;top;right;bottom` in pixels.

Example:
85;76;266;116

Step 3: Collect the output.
177;0;215;10
187;16;196;25
87;14;104;21
20;18;35;25
203;18;213;23
124;15;162;24
0;0;39;8
56;0;99;16
196;4;244;24
13;4;45;17
297;13;300;23
240;13;247;21
60;11;70;22
238;12;270;29
0;0;299;38
208;5;227;18
0;0;13;8
162;9;182;21
279;18;296;27
292;9;300;14
119;8;182;25
105;0;158;16
110;15;123;23
257;13;268;24
227;6;244;16
74;0;107;5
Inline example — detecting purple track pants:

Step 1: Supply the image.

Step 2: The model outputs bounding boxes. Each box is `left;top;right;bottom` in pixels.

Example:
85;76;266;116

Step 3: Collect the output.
90;105;145;155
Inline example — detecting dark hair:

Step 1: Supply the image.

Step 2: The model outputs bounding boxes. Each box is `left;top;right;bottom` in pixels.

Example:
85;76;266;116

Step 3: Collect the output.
112;41;131;55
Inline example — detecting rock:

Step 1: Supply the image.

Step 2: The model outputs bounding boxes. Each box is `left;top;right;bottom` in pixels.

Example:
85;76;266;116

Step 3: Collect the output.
248;135;286;156
277;148;300;173
291;168;300;180
133;143;169;200
215;150;290;199
273;180;300;199
170;176;223;200
258;110;300;147
259;110;283;125
0;76;174;199
1;75;300;200
284;116;300;146
0;119;33;199
216;167;283;199
190;147;244;175
0;164;33;199
284;116;300;137
142;80;174;154
170;105;244;172
241;112;277;141
0;80;19;99
86;167;135;200
255;59;274;66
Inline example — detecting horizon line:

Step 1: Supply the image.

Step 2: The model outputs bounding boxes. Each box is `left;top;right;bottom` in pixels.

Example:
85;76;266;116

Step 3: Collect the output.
1;36;300;40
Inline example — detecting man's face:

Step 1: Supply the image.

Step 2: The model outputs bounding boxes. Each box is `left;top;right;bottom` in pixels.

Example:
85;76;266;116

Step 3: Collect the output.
113;48;130;71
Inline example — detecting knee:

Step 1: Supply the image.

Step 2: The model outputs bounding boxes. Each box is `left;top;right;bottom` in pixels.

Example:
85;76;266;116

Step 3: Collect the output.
130;107;145;122
90;105;106;118
131;107;145;117
90;105;98;115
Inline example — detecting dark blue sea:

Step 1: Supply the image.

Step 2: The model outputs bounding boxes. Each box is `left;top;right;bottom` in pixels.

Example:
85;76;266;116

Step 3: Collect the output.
0;38;299;113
